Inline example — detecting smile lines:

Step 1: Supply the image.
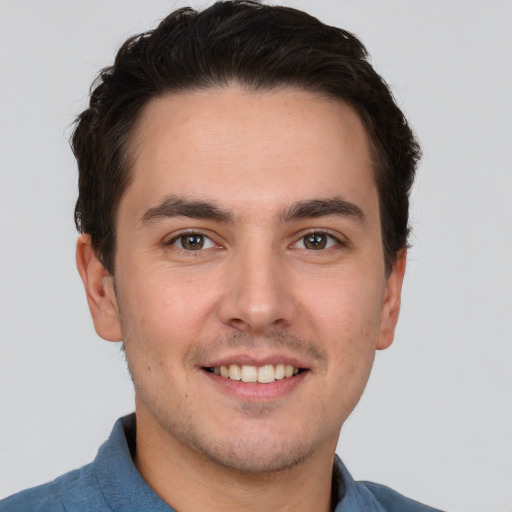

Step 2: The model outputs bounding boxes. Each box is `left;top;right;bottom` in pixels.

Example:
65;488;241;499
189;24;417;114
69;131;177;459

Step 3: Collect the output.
204;363;303;384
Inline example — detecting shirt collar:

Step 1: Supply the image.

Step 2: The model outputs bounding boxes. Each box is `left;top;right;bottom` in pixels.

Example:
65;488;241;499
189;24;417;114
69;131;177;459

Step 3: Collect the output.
92;414;174;511
91;414;383;512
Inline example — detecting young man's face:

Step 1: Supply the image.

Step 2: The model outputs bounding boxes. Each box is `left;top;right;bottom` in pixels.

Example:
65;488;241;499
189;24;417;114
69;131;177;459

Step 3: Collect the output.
81;86;405;473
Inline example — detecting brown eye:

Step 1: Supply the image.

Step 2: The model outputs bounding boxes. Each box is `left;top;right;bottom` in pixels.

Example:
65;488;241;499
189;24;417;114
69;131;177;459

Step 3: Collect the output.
181;234;205;250
170;233;215;251
303;233;328;250
293;232;341;251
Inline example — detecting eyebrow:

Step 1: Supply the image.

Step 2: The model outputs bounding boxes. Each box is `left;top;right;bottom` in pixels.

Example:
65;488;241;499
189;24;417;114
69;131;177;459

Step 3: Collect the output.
279;197;367;225
140;196;235;224
140;195;366;227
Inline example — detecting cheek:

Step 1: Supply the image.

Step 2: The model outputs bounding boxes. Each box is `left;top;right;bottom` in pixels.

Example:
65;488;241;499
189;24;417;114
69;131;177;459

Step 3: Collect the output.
303;267;384;338
302;268;384;397
119;266;219;353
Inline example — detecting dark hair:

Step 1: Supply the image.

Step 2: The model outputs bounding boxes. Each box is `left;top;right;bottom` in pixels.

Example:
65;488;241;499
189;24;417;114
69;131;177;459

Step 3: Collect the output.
72;0;421;275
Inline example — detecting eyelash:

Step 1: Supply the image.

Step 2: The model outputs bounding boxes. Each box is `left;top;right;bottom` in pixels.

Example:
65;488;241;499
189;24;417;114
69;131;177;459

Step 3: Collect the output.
165;230;218;252
164;229;346;253
292;230;345;251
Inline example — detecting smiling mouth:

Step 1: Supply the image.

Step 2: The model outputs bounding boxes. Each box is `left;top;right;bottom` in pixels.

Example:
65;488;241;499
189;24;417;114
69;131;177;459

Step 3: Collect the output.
203;364;306;384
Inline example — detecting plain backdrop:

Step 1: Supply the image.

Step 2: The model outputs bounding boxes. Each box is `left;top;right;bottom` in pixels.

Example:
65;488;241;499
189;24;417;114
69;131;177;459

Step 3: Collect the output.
1;1;511;511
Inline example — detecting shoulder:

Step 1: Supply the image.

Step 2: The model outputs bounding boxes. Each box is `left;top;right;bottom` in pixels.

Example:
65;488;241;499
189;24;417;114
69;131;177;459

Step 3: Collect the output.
358;480;446;512
0;414;141;512
334;456;445;512
0;464;94;512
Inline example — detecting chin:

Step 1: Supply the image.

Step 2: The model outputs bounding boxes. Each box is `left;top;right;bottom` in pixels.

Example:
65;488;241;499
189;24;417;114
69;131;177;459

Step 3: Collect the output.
187;429;315;474
155;407;317;474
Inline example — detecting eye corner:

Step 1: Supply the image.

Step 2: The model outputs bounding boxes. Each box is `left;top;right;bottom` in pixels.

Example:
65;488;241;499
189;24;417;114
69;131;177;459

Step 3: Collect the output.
290;229;349;252
164;230;220;252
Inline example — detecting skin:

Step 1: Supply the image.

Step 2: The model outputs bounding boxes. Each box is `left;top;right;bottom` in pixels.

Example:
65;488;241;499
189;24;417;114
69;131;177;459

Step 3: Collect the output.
77;86;406;512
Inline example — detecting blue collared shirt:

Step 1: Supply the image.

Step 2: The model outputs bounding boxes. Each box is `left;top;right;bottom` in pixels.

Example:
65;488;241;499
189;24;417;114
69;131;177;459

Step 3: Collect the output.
0;414;444;511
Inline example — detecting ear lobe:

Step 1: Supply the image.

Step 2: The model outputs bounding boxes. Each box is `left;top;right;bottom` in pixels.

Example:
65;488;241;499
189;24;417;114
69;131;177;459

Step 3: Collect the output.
376;249;407;350
76;234;123;342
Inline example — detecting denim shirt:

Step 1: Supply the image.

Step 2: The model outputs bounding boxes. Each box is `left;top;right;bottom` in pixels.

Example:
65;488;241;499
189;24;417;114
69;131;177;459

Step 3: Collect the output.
0;414;445;512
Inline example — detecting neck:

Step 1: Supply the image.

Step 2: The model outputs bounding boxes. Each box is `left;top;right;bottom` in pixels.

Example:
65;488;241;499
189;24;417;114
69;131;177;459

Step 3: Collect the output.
133;412;338;512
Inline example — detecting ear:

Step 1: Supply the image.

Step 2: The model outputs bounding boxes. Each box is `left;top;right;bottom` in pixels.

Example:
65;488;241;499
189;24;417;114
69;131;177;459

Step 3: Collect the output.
76;234;123;342
376;249;407;350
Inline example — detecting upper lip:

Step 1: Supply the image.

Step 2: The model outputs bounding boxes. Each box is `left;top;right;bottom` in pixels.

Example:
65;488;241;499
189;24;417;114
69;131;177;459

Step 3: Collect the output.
200;352;311;370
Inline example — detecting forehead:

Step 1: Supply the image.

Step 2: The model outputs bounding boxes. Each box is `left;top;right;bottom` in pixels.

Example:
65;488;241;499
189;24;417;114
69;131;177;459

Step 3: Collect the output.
123;86;377;220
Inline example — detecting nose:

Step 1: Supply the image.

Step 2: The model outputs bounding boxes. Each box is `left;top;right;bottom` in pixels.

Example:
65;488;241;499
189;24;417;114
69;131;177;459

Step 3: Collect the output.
218;246;297;333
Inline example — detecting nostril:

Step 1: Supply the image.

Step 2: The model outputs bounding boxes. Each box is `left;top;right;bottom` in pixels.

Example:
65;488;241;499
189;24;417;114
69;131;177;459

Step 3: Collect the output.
227;316;289;333
228;318;252;331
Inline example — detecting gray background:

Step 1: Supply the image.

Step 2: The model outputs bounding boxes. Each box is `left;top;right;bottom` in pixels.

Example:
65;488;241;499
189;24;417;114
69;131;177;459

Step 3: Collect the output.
1;1;511;510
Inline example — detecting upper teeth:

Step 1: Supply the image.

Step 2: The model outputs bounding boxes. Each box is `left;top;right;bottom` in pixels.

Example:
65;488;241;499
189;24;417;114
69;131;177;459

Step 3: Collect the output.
212;364;300;384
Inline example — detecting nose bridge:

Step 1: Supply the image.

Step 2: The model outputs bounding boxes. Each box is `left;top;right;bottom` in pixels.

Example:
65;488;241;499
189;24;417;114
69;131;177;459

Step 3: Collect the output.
219;236;295;332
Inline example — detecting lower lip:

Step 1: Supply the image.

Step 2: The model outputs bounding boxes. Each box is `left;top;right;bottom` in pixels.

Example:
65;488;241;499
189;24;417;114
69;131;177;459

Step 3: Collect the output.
202;369;309;402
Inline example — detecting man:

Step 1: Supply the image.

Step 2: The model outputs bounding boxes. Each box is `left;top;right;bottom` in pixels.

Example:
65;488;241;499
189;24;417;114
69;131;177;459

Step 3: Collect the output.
0;1;443;511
